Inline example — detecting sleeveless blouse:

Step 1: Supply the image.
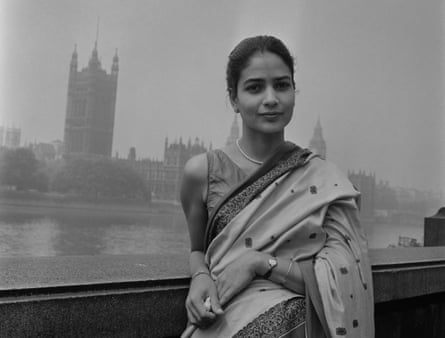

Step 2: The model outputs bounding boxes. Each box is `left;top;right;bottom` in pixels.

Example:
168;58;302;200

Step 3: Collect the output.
206;149;247;217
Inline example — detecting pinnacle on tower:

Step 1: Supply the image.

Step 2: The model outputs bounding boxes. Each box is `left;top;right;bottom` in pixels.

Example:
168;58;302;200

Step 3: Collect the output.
89;18;101;68
112;49;119;75
95;16;100;51
70;44;78;72
88;45;100;69
308;117;327;159
71;44;78;59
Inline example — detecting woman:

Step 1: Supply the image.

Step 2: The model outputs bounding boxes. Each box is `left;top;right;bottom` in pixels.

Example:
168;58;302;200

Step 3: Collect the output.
180;35;374;338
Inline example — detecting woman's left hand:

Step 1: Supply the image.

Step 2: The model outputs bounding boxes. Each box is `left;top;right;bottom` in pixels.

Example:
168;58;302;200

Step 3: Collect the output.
215;250;268;306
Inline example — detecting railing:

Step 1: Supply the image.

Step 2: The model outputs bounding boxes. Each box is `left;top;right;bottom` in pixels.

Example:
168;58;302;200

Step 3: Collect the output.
1;247;445;338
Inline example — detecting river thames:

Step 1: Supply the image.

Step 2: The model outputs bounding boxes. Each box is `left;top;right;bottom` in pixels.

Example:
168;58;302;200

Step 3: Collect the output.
0;203;189;257
0;203;425;258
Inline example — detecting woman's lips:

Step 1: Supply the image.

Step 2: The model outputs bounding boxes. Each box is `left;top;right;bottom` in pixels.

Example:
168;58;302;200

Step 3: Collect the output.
260;112;283;117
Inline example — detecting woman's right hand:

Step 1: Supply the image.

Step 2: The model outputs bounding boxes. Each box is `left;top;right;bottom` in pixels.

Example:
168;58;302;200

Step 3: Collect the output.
186;273;224;327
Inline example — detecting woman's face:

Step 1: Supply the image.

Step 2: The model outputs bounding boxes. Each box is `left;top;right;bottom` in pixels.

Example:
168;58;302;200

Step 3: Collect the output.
233;51;295;136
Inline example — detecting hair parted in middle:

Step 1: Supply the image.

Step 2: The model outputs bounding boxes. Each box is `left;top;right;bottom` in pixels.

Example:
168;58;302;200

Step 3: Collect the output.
226;35;296;101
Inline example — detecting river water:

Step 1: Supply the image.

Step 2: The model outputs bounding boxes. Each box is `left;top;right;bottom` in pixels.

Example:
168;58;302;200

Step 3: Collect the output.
0;204;424;258
0;204;190;257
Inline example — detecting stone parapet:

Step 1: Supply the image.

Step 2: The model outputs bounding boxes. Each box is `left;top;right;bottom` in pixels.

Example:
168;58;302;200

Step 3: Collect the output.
1;248;444;337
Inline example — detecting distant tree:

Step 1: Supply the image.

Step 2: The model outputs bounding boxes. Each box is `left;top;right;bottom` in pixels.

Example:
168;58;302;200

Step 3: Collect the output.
0;147;49;191
52;157;149;200
51;158;91;196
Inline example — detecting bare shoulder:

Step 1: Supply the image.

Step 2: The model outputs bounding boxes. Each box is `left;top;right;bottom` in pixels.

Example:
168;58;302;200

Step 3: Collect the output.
181;152;208;209
182;153;208;185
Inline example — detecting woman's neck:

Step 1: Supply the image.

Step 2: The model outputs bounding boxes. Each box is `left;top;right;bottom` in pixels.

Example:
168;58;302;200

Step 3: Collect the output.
238;130;285;163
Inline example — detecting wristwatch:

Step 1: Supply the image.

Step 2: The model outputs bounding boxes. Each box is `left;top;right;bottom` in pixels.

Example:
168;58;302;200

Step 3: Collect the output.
262;256;278;279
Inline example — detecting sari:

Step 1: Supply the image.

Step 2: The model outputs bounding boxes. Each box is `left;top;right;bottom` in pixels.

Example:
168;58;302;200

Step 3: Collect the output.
193;143;374;338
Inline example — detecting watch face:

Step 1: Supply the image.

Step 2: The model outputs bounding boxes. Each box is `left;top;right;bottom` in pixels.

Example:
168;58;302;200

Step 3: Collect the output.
268;258;277;268
263;257;277;278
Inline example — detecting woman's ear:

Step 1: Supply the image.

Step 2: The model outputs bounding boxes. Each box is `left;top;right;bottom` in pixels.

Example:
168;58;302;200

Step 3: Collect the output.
230;97;240;114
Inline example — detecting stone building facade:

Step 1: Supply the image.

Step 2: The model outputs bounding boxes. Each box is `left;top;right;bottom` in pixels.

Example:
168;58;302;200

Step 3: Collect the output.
348;170;376;219
2;127;21;149
63;43;119;158
127;137;209;202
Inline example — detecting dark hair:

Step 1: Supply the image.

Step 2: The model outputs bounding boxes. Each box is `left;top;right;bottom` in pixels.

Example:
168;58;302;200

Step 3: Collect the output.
226;35;295;101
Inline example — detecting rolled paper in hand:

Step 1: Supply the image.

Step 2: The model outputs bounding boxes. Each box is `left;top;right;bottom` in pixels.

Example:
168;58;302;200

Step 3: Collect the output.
203;296;211;311
180;296;212;338
181;324;197;338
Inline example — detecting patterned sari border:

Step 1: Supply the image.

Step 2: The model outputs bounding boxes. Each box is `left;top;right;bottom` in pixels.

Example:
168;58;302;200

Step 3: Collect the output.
232;297;306;338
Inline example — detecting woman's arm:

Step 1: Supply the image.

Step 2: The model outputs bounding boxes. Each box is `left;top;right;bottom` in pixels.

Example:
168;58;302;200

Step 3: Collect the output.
215;251;305;305
180;153;208;253
180;154;223;326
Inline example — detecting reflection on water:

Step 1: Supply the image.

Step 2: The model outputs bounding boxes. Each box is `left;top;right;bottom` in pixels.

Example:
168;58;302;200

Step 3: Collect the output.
102;225;189;255
0;205;426;257
0;206;189;257
0;217;60;257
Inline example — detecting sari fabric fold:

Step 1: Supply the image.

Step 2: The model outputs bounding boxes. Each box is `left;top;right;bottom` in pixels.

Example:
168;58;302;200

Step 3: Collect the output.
194;146;374;338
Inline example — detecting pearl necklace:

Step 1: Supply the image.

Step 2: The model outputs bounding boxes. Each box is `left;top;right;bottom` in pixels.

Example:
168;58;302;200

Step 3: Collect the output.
236;139;263;165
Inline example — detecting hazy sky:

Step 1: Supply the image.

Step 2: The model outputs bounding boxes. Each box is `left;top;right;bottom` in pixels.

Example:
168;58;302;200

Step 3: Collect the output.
0;0;443;192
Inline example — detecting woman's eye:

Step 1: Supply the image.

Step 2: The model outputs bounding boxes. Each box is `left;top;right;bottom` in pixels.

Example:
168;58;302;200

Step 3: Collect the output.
246;84;262;93
275;82;291;90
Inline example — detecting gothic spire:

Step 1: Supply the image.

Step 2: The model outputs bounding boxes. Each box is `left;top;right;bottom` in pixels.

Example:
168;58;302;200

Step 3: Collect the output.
89;18;101;68
308;117;327;159
112;49;119;75
95;16;100;51
70;44;78;72
72;44;78;59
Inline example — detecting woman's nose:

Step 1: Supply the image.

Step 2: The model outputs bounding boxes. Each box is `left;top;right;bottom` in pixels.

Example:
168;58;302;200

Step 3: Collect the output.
263;87;278;106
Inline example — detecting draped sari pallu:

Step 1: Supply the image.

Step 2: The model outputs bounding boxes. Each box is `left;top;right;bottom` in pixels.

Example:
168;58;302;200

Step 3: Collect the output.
194;144;374;338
